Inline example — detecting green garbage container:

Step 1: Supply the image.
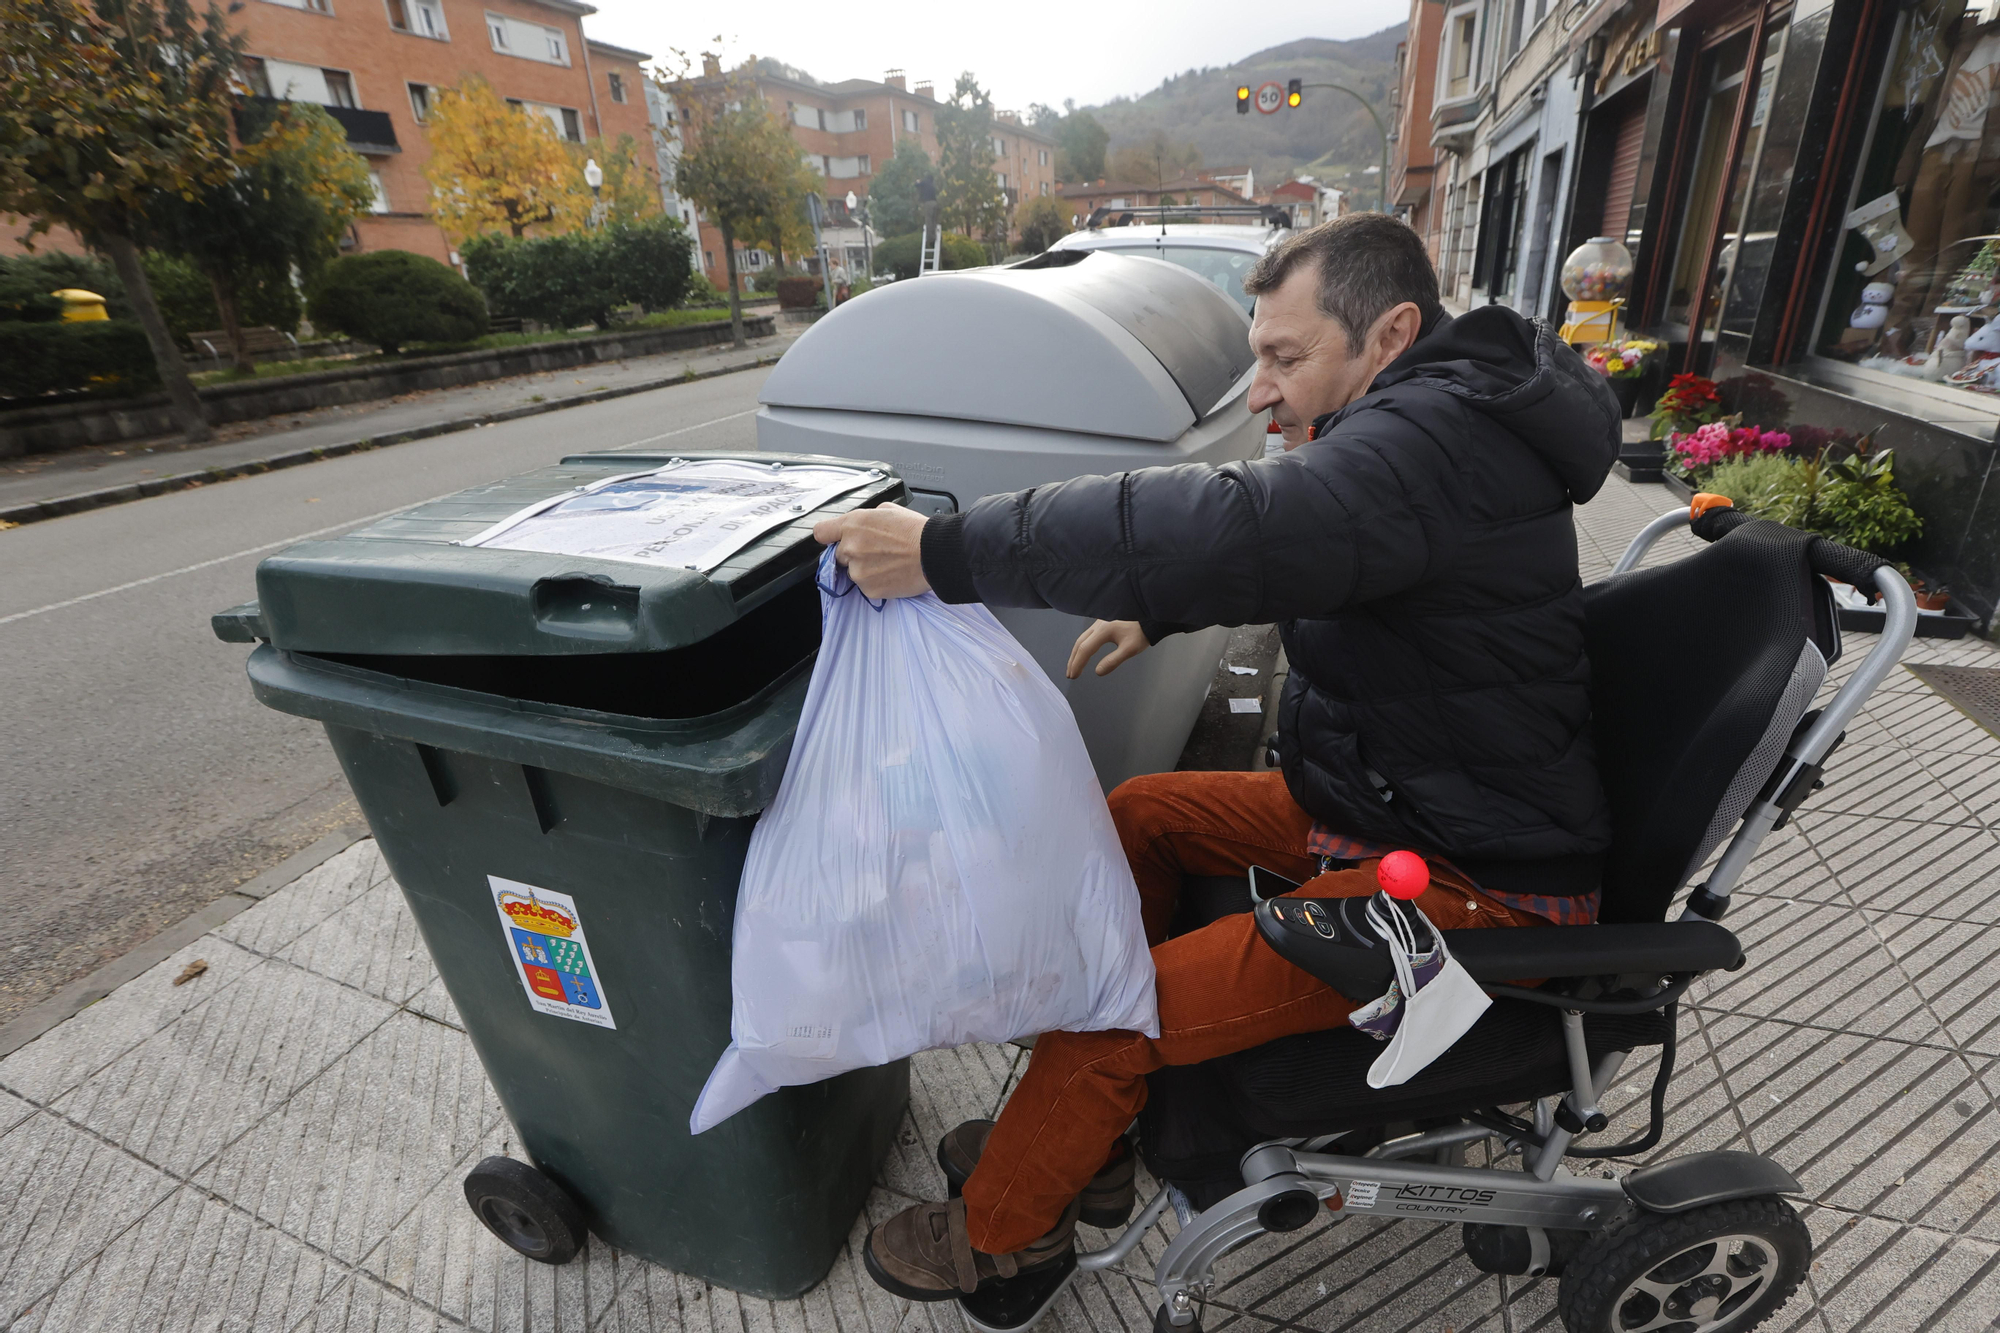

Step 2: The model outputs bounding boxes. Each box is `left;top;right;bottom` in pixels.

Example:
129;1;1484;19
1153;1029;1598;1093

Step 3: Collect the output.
213;451;911;1297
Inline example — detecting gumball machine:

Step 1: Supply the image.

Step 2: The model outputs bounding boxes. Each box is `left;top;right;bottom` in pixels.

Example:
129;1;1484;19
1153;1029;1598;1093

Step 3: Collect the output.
1557;237;1636;347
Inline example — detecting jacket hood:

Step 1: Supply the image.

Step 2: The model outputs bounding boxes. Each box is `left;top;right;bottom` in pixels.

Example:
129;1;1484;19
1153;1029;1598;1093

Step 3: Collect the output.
1325;305;1622;504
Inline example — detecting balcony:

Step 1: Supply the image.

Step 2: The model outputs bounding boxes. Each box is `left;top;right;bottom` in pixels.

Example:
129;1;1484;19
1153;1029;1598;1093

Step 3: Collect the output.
1430;89;1486;153
236;97;401;156
323;105;401;155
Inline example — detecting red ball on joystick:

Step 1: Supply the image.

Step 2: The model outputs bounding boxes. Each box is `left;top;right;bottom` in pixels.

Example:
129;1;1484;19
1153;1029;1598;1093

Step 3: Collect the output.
1376;851;1429;901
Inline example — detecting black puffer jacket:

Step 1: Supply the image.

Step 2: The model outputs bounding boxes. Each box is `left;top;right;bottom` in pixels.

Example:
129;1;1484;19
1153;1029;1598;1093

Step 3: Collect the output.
919;306;1622;897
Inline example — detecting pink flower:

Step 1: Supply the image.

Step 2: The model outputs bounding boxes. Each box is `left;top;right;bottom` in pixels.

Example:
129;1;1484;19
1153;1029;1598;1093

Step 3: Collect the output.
1673;420;1739;467
1757;431;1791;453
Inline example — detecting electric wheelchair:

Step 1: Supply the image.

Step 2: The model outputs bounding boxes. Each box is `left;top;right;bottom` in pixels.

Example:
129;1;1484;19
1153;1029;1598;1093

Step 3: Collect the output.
956;501;1919;1333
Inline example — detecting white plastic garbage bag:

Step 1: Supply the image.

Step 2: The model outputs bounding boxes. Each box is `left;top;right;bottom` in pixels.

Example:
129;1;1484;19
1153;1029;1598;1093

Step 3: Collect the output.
690;550;1159;1133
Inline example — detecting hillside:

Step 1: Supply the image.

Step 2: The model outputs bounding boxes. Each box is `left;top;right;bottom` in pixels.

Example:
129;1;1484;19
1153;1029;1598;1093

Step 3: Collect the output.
1074;29;1403;190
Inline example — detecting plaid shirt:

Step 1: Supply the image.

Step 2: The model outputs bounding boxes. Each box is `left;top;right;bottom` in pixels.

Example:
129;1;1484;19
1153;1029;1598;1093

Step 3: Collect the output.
1306;824;1600;927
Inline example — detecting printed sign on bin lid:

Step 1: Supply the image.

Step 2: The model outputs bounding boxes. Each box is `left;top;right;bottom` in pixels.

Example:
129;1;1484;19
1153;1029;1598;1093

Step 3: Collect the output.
492;876;616;1029
460;458;881;573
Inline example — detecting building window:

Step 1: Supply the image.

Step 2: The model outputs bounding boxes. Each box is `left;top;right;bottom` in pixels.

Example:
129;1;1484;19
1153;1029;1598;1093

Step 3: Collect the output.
1040;180;1050;196
828;155;869;177
1038;149;1049;167
238;56;272;98
997;171;1009;190
1811;0;2000;407
793;103;825;130
386;0;445;37
368;170;389;213
703;250;713;269
323;70;357;108
1444;8;1477;99
902;108;919;133
852;109;866;130
262;0;332;12
608;72;626;103
407;82;431;122
992;135;1007;156
561;107;582;142
487;13;568;64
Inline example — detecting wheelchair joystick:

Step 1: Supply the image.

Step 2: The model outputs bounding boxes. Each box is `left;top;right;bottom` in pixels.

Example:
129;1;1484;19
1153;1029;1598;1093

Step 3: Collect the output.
1376;851;1429;900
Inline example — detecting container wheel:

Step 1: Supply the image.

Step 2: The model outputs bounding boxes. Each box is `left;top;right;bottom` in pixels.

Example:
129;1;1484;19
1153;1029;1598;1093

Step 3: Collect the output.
1557;1195;1810;1333
463;1155;586;1264
1152;1303;1200;1333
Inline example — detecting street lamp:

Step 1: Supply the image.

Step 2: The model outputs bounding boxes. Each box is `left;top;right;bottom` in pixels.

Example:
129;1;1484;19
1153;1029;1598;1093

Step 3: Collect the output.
845;189;872;282
583;157;604;227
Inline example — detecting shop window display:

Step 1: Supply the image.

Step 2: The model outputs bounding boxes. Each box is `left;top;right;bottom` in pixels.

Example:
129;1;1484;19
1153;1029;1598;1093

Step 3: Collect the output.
1817;0;2000;399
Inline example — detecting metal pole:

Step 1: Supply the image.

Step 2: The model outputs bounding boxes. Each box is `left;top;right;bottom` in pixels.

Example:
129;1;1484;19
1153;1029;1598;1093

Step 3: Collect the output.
1303;83;1390;214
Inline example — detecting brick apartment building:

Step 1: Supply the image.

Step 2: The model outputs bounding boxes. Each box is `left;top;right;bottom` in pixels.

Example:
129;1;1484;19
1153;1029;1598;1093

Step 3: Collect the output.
674;64;1057;283
3;0;654;265
1054;176;1256;227
1387;0;1446;265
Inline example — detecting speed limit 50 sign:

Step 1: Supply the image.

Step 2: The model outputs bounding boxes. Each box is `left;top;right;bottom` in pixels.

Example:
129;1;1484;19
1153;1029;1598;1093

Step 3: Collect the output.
1254;82;1284;115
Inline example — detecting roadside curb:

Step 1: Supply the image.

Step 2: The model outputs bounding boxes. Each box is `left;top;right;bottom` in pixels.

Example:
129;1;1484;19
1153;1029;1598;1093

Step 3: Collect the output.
0;822;371;1060
0;350;782;530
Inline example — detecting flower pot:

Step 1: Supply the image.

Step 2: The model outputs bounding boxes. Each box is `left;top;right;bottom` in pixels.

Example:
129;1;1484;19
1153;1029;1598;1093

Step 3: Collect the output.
1633;361;1668;417
1610;374;1641;418
1916;591;1952;611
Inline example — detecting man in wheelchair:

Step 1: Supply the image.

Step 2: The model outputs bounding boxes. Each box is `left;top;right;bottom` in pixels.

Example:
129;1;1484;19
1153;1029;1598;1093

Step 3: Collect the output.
816;214;1915;1333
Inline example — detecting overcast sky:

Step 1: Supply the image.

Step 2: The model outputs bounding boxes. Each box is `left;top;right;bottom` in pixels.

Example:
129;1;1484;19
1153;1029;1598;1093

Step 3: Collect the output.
583;0;1410;112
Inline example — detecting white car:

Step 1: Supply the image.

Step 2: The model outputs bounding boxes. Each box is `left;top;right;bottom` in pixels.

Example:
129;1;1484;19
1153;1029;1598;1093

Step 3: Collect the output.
1042;207;1292;315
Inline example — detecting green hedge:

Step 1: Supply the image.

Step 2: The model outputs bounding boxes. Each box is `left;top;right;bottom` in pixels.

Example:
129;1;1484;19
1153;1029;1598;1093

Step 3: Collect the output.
870;231;989;281
0;320;159;400
462;218;695;331
307;250;487;354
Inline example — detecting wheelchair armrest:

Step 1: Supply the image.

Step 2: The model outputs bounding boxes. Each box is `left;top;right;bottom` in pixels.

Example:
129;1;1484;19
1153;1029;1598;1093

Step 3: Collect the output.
1444;920;1744;983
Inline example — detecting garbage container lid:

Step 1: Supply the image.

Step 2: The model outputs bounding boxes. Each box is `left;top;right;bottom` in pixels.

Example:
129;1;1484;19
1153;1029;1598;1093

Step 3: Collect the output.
239;451;903;657
759;252;1254;444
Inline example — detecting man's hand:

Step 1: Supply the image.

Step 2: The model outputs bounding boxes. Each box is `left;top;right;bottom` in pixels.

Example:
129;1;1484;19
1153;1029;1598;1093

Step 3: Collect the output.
1067;620;1150;679
813;505;932;599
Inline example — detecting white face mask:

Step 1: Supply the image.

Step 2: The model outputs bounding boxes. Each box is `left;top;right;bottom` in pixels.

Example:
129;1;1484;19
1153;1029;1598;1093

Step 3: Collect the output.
1359;895;1492;1089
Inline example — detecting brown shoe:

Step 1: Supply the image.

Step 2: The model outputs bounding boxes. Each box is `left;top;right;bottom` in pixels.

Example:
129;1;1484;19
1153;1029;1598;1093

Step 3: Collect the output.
862;1195;1078;1300
936;1119;1137;1228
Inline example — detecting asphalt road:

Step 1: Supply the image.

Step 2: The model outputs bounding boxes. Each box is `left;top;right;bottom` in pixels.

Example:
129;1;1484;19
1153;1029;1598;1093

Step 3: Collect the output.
0;368;769;1027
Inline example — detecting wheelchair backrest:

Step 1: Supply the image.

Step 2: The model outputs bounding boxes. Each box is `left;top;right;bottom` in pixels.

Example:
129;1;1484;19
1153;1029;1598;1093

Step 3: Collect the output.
1583;520;1840;924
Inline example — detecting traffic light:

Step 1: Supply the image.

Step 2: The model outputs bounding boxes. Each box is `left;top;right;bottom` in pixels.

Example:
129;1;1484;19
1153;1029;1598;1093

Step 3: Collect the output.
1236;85;1251;114
1287;78;1303;108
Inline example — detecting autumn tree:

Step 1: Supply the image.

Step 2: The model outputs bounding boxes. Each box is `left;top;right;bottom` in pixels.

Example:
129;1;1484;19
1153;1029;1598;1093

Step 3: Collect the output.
1109;131;1203;190
743;150;818;272
0;0;239;439
671;70;813;348
1055;105;1109;182
1016;195;1070;254
576;132;661;227
868;138;932;239
936;73;1008;239
147;102;376;371
424;76;590;239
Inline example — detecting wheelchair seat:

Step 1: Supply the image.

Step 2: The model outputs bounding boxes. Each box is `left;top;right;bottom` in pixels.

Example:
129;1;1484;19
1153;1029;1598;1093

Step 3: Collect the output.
1140;516;1848;1204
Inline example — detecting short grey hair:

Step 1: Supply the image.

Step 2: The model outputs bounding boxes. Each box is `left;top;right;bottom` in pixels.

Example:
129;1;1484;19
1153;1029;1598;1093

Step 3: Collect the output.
1243;213;1443;352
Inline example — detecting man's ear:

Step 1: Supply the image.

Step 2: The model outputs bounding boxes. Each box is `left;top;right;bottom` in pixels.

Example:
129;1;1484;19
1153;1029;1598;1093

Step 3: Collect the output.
1372;302;1425;370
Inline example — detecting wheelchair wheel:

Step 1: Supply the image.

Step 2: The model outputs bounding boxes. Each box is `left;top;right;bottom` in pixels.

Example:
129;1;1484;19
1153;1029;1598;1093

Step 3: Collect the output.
1556;1196;1809;1333
463;1155;586;1264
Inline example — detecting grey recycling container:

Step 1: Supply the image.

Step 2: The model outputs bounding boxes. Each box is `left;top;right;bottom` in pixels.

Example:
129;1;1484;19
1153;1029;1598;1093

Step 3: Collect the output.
212;452;909;1298
756;250;1266;792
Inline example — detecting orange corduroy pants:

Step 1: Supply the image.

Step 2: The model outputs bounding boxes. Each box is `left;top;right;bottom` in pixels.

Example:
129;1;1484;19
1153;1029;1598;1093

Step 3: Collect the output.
960;769;1543;1254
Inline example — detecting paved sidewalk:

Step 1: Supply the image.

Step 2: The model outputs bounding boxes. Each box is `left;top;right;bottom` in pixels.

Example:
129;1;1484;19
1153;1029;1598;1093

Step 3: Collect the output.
0;329;798;523
3;475;1998;1331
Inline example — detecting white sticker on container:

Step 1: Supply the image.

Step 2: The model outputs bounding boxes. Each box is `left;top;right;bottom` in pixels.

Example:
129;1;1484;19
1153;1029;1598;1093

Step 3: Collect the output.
1228;697;1263;714
784;1020;841;1059
490;876;617;1029
1347;1180;1381;1208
